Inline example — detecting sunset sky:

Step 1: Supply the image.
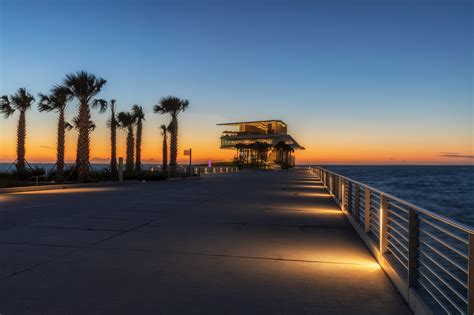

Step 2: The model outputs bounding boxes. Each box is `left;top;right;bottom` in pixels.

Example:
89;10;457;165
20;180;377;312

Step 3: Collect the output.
0;0;472;165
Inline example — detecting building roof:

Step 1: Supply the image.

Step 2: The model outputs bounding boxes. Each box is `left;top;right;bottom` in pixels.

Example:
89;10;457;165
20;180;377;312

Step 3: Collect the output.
217;120;286;127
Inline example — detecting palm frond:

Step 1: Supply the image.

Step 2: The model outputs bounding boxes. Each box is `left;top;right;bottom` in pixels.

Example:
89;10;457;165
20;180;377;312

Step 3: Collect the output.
64;71;107;102
72;116;96;131
117;111;136;128
154;96;189;116
9;88;35;112
38;85;70;112
1;95;15;118
132;104;145;121
92;99;108;113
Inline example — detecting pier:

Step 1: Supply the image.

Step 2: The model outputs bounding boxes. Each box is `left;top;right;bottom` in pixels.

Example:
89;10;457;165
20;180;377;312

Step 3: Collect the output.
0;169;411;313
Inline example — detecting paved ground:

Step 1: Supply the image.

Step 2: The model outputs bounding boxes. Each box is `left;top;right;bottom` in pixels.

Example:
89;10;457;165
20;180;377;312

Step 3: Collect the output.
0;169;410;314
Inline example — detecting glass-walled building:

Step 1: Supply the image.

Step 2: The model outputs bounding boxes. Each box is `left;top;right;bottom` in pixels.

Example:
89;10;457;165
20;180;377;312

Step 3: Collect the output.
217;120;304;167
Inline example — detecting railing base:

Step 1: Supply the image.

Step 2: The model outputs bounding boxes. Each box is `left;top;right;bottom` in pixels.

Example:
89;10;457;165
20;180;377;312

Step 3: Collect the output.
313;169;436;315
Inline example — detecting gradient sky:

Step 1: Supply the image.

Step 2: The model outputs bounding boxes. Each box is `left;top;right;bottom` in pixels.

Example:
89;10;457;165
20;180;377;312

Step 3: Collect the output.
0;0;472;164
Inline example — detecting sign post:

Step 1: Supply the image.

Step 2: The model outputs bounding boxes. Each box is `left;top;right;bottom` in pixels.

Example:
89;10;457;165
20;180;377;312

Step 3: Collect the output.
184;148;192;176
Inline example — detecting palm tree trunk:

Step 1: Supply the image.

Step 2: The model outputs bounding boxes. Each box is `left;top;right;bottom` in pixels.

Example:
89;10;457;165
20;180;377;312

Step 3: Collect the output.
76;100;91;181
110;110;117;176
57;109;66;180
169;114;178;171
162;132;168;172
16;110;26;173
135;120;142;171
126;126;135;172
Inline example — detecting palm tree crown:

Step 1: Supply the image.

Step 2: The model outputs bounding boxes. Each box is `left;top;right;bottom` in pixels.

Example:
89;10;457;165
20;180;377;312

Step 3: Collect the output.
38;86;71;113
1;88;35;118
153;96;189;117
65;71;107;103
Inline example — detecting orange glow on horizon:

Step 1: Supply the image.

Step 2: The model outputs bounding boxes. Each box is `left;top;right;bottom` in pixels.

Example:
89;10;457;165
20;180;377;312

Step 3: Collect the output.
1;112;472;165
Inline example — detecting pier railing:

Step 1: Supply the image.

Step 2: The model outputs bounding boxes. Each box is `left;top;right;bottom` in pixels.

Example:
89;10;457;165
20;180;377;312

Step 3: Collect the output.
310;166;474;314
193;166;239;175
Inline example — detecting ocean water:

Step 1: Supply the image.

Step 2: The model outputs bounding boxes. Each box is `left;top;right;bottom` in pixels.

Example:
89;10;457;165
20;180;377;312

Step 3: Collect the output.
319;165;474;227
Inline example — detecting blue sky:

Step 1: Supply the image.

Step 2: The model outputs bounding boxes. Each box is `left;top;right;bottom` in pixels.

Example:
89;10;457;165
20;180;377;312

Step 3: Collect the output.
0;0;472;164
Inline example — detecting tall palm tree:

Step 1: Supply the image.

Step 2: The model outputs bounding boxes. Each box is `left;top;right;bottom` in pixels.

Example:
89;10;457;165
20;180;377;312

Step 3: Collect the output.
159;124;168;172
117;111;136;172
38;85;73;180
1;88;35;173
64;71;107;181
132;105;145;172
93;99;118;176
153;96;189;172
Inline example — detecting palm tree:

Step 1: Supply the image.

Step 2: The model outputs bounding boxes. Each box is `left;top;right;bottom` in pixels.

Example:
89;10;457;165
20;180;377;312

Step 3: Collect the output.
153;96;189;172
159;124;168;172
1;88;35;173
93;99;118;176
38;86;72;180
117;111;136;172
64;71;107;181
132;105;145;172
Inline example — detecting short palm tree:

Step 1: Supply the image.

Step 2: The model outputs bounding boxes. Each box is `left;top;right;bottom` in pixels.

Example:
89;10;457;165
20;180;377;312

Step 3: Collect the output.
132;105;145;172
93;99;119;176
64;71;107;181
38;86;73;180
153;96;189;172
117;111;136;172
159;124;169;172
1;88;35;173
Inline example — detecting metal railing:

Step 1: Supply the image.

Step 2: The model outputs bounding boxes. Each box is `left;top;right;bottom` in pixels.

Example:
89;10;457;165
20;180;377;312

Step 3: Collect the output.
310;166;474;314
194;166;239;175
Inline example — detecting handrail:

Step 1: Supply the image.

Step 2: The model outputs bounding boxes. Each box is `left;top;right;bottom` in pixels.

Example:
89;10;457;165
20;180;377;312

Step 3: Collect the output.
317;167;474;234
309;166;474;314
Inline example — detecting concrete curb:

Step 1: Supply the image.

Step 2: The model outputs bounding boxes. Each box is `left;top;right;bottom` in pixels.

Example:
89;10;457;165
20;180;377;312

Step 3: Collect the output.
0;181;130;194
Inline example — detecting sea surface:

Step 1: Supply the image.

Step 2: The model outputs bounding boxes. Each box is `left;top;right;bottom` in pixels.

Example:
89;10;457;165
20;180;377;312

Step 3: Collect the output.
317;165;474;227
1;163;473;226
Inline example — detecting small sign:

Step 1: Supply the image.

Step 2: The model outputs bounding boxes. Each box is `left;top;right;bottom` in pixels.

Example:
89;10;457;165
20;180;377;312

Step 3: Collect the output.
184;149;191;156
208;160;212;168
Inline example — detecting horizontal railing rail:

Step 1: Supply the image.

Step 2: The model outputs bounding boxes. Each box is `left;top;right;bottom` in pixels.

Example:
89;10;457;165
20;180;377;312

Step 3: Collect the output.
309;166;474;314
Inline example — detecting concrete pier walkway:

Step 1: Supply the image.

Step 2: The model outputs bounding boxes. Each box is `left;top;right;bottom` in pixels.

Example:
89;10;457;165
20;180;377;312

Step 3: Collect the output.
0;169;409;314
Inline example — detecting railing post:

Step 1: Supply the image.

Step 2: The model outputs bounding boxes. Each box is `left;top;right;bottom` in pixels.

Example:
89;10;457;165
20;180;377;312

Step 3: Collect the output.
365;187;370;233
408;208;420;288
329;173;332;192
354;184;360;222
341;180;346;211
468;233;474;315
347;181;352;214
380;194;389;255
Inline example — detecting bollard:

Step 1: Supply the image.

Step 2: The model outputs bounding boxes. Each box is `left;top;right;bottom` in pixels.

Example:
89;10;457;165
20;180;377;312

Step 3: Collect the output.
118;157;124;181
